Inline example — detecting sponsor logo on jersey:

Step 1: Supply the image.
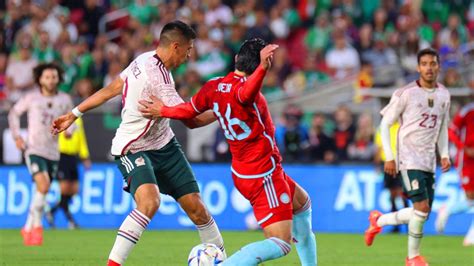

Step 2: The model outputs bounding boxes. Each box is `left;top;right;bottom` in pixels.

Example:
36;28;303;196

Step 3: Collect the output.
411;179;419;190
135;157;145;167
280;193;290;204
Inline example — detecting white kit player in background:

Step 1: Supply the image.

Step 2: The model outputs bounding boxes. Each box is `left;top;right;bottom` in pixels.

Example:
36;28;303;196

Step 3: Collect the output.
365;48;451;266
8;63;73;246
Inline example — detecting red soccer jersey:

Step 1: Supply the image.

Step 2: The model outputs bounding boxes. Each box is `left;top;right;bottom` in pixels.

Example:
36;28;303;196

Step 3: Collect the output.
190;70;282;177
449;102;474;169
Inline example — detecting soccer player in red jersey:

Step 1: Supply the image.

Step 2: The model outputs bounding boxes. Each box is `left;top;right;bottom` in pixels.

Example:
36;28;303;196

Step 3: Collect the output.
436;101;474;245
139;38;317;265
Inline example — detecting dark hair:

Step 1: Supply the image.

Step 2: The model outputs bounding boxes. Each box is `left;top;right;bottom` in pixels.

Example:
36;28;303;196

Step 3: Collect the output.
235;38;267;75
159;20;196;46
33;62;64;87
417;48;439;64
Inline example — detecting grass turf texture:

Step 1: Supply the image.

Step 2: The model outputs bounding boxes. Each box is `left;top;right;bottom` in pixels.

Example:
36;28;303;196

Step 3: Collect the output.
0;230;472;265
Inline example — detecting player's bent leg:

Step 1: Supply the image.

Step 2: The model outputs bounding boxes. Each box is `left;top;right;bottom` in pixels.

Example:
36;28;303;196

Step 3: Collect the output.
364;207;414;246
292;184;317;266
222;220;293;266
178;192;226;255
108;183;159;266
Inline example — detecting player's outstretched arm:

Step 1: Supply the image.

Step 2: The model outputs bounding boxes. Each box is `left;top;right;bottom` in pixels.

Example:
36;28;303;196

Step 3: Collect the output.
139;95;198;120
183;110;216;129
237;44;278;104
51;77;124;135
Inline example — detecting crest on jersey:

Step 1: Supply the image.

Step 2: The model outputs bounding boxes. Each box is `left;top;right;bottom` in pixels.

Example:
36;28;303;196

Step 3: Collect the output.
280;193;290;204
411;179;419;190
428;98;434;108
135;156;145;166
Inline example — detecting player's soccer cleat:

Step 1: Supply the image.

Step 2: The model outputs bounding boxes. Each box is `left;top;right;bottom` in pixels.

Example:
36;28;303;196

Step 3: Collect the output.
405;255;429;266
463;229;474;246
435;205;449;234
25;227;43;246
68;220;79;230
107;259;121;266
365;210;382;246
21;228;31;245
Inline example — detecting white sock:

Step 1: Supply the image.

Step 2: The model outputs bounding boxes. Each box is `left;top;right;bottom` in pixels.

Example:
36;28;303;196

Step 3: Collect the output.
24;210;34;231
408;210;428;259
377;207;413;227
25;191;46;230
196;217;226;256
108;209;150;264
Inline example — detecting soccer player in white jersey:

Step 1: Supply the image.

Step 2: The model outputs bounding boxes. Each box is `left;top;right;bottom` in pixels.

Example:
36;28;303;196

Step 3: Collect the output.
51;21;225;266
8;63;73;246
364;48;451;266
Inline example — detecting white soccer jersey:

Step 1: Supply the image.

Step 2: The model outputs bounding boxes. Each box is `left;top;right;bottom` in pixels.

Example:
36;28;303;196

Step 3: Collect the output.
8;90;73;161
381;81;451;173
111;51;185;155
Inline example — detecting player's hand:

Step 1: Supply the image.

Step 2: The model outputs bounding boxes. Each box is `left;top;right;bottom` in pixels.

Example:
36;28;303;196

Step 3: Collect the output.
384;160;397;177
51;112;77;135
440;157;451;172
465;147;474;158
139;95;164;119
82;158;92;170
14;137;26;151
260;44;279;70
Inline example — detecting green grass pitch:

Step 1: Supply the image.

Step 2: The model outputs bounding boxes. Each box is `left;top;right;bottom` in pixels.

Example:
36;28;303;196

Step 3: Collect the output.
0;230;472;265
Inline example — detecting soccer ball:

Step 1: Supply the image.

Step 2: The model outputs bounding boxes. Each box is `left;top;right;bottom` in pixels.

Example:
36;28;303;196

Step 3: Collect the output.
187;243;224;266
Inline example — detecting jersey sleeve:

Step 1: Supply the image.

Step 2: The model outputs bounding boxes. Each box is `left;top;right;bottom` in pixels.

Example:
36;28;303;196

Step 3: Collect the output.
119;61;133;81
437;100;450;158
8;94;30;139
380;89;407;125
237;65;266;104
190;81;213;113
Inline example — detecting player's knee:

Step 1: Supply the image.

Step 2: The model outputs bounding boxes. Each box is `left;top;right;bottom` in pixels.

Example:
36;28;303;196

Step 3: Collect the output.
265;230;292;244
34;174;50;194
137;196;160;218
418;204;430;213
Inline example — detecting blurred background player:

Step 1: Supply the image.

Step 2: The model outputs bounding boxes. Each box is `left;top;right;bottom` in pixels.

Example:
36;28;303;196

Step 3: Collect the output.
436;101;474;246
374;121;409;233
46;117;91;229
8;63;73;245
142;39;317;266
51;21;225;266
364;48;451;266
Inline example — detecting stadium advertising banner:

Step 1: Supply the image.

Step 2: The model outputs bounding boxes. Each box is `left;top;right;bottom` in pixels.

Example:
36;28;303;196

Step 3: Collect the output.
0;164;470;235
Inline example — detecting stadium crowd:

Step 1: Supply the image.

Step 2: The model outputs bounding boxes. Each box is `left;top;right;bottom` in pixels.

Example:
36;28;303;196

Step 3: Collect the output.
0;0;473;163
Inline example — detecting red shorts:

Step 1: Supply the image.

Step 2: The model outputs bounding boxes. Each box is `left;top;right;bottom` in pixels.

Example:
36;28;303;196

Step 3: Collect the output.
461;169;474;192
232;165;296;228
